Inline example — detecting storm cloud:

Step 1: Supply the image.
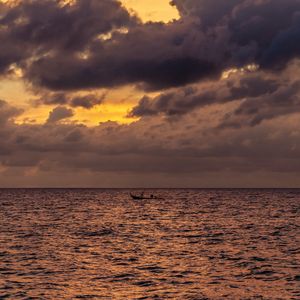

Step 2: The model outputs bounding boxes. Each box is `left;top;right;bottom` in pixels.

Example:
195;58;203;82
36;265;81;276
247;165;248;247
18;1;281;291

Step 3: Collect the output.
0;0;136;73
0;0;299;91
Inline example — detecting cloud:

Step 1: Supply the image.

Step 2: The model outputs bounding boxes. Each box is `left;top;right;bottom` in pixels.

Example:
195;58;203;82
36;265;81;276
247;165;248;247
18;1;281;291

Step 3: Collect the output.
26;20;225;91
1;0;300;187
215;60;300;128
46;106;74;123
130;60;300;129
171;0;241;26
1;98;300;186
130;71;279;117
1;103;300;176
0;0;298;92
221;79;300;128
36;92;105;109
0;100;23;125
0;0;137;74
70;94;104;109
260;12;300;69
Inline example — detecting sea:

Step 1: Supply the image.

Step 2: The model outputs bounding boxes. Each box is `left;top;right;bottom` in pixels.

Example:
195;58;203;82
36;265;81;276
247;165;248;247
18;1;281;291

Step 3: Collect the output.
0;189;299;299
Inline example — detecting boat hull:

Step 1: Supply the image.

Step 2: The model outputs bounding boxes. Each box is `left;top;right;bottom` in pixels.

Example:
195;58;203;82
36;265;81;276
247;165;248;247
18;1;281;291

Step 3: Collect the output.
130;193;163;200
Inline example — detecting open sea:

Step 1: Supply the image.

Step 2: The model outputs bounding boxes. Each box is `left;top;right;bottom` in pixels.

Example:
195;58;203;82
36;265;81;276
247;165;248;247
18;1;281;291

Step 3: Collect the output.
0;189;299;299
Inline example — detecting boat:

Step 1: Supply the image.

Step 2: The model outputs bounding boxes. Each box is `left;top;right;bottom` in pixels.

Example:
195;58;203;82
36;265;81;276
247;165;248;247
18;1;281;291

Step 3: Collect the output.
130;192;164;200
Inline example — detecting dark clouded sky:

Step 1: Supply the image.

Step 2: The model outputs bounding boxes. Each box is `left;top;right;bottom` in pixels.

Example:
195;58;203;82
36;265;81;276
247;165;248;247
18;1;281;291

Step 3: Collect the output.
0;0;300;187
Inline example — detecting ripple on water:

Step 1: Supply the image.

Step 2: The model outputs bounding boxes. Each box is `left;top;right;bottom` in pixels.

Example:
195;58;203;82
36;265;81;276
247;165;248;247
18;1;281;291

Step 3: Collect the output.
0;189;299;299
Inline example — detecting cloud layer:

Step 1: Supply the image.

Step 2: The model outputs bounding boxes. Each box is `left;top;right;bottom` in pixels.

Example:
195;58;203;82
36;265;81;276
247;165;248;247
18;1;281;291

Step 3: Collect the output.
1;0;299;91
0;0;300;186
1;98;300;187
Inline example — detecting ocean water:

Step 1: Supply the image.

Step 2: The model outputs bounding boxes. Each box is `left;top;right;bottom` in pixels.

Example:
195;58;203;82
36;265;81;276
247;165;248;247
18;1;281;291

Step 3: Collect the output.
0;189;299;300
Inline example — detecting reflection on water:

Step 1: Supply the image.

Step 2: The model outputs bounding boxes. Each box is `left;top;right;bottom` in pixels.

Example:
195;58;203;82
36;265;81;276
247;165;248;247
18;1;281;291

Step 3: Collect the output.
0;189;299;299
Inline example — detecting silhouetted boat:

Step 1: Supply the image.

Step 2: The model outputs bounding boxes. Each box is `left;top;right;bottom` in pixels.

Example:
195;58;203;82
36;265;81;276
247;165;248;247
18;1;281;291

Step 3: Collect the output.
130;192;164;200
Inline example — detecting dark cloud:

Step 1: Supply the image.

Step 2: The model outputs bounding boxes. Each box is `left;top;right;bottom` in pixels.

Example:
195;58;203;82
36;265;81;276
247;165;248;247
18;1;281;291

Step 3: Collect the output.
171;0;241;26
130;72;279;117
46;106;74;123
260;13;300;69
1;0;136;48
0;0;137;74
221;80;300;128
37;93;69;106
36;93;105;109
0;0;299;92
26;20;225;91
0;100;23;125
70;94;104;109
2;102;300;183
229;0;300;68
131;61;300;129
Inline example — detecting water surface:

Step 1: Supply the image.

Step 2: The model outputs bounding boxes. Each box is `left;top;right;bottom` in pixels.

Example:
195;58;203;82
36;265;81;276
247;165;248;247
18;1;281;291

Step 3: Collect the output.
0;189;299;299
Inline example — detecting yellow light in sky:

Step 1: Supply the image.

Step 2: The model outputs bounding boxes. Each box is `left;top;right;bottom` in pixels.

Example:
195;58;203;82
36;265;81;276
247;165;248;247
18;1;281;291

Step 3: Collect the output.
121;0;179;23
11;84;150;126
73;102;137;126
0;0;20;6
1;0;180;23
0;78;33;106
0;0;180;126
15;102;138;126
222;64;259;79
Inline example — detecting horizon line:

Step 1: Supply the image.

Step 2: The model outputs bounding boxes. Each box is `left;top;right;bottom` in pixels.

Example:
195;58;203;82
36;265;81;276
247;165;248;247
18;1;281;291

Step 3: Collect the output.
1;187;300;189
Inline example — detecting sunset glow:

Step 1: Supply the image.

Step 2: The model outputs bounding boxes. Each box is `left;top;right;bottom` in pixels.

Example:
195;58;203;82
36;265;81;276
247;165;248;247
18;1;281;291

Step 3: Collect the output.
121;0;179;23
0;2;299;299
0;0;299;187
0;0;178;126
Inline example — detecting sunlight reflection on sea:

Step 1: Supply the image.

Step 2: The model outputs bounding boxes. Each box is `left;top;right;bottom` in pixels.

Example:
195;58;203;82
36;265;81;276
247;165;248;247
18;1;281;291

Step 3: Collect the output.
0;189;299;299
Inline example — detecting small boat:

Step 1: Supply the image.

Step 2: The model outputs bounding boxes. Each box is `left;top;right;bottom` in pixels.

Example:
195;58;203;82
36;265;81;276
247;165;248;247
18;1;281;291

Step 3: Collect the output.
130;192;164;200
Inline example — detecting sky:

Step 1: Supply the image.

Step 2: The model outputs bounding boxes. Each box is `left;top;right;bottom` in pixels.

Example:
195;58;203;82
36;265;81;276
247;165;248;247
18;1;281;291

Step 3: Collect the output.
0;0;300;187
